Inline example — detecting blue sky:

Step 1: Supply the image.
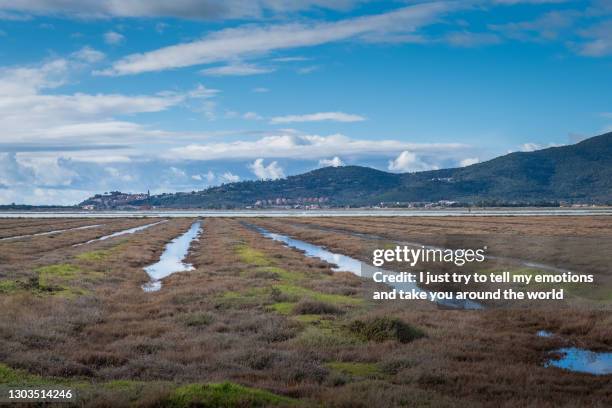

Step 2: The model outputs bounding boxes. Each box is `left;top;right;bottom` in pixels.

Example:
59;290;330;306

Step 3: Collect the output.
0;0;611;204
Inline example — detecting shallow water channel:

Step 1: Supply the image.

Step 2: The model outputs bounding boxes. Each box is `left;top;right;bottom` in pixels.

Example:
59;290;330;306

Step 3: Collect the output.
142;221;202;292
252;225;482;309
284;221;570;275
0;224;101;241
74;220;167;246
537;331;612;375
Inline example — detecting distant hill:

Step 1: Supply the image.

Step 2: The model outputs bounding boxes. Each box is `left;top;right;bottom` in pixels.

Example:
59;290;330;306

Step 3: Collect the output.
82;132;612;208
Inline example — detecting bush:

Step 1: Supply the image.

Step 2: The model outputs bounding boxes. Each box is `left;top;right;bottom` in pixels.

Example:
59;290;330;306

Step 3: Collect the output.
292;299;343;315
182;312;214;328
348;317;424;343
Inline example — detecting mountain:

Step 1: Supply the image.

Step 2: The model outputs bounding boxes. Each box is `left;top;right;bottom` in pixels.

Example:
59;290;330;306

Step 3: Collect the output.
82;132;612;209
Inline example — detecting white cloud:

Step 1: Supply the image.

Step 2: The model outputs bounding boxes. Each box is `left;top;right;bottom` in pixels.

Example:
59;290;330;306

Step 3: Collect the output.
219;171;240;183
319;156;344;167
252;87;269;93
0;59;216;145
104;31;125;45
0;152;77;188
444;32;501;47
72;46;105;63
249;158;285;180
297;65;320;74
273;56;310;62
168;133;467;161
192;170;218;183
520;142;543;152
270;111;366;124
105;166;134;181
459;157;480;167
0;58;68;95
169;166;186;177
578;20;612;56
0;1;361;20
488;10;576;43
243;111;263;120
103;2;459;75
388;150;437;172
200;63;273;76
518;142;562;152
187;83;220;98
0;187;93;206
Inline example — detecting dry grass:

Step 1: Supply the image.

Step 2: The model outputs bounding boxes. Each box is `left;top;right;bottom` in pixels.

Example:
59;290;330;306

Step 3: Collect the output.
0;216;609;407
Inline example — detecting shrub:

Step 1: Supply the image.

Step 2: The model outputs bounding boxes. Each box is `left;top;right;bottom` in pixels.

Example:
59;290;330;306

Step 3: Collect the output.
182;312;214;328
293;299;343;315
348;317;424;343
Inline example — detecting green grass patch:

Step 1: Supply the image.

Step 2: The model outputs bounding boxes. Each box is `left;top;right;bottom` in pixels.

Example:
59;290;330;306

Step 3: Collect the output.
0;280;20;294
293;314;324;324
293;326;360;348
0;363;53;386
326;362;383;378
37;263;80;282
274;283;363;306
102;379;146;390
269;302;295;315
76;249;112;262
163;382;296;407
235;245;274;267
216;287;271;309
32;263;98;297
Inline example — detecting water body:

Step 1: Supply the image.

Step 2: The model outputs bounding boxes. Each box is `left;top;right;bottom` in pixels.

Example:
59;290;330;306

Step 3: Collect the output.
546;348;612;375
252;225;481;309
0;224;101;241
537;331;612;375
0;208;610;218
142;221;202;292
284;221;570;274
74;220;167;246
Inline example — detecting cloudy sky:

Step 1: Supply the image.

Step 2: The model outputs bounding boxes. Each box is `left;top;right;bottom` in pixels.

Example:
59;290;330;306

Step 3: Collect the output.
1;0;611;204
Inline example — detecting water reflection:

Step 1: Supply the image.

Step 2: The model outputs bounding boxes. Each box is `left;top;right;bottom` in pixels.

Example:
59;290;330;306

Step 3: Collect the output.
255;226;481;309
0;224;101;241
545;347;612;375
142;221;202;292
537;330;611;375
74;220;167;246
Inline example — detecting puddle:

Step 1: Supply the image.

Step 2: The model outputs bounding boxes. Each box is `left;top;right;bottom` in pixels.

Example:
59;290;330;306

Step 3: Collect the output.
252;225;481;309
0;224;101;241
537;330;612;375
142;221;202;292
545;348;612;375
74;220;167;246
